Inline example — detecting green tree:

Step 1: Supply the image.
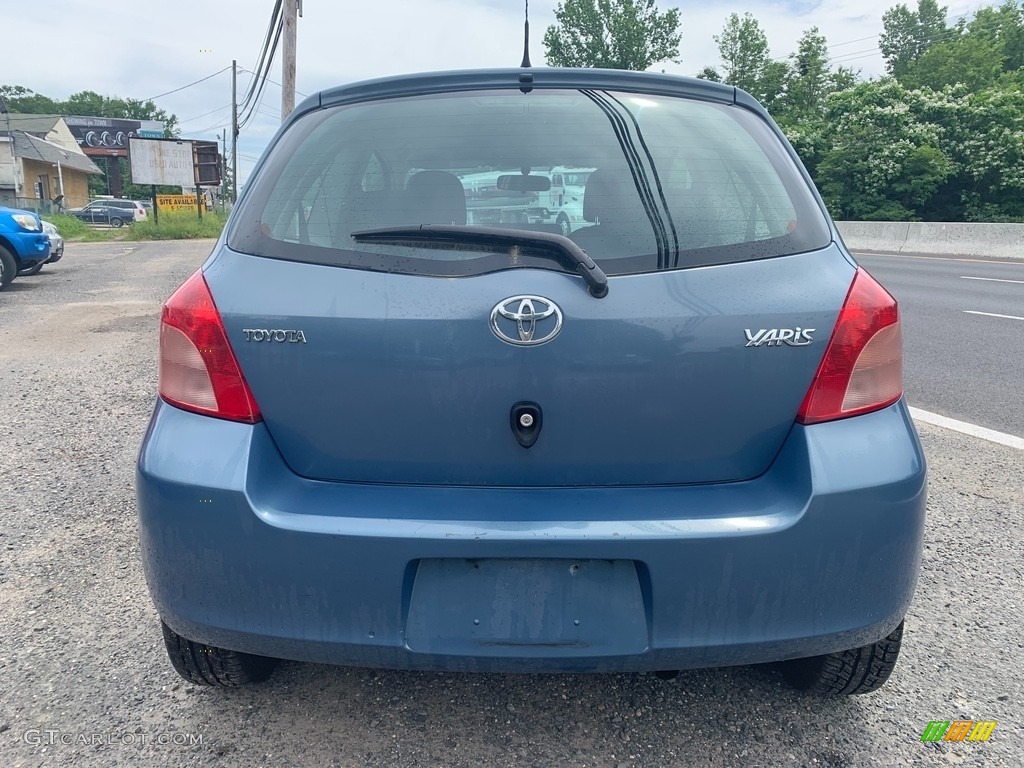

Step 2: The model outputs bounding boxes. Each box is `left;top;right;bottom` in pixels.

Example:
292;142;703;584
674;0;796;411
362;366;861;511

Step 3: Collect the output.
694;65;722;82
879;0;949;77
0;85;180;138
0;85;59;113
968;1;1024;73
899;33;1005;90
542;0;682;70
815;81;955;220
781;27;858;122
705;13;789;109
944;84;1024;220
808;77;1024;222
60;91;179;137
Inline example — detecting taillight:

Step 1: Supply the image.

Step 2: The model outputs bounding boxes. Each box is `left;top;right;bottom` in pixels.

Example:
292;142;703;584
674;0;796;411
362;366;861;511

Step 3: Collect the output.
797;268;902;425
159;270;261;423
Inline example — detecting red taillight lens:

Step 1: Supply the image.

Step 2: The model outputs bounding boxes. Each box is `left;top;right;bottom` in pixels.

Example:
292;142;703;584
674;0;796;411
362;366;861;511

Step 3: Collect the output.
159;270;262;423
797;268;902;425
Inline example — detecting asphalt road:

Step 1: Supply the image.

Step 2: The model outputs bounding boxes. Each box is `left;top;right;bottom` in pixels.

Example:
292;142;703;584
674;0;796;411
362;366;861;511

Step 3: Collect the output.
855;253;1024;438
0;242;1022;767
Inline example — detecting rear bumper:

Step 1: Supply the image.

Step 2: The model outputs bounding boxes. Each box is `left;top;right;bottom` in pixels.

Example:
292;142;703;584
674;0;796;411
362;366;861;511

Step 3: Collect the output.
136;399;926;673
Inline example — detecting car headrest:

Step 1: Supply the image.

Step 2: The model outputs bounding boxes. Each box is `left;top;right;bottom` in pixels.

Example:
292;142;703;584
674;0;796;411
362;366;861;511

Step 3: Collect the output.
582;168;647;225
401;171;467;226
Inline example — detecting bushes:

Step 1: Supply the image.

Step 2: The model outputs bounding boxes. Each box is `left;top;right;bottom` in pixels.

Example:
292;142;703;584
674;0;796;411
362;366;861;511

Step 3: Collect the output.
46;214;98;239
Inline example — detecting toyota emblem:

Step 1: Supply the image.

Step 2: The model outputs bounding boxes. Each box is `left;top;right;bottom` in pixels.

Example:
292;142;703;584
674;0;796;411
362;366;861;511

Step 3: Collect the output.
490;296;563;346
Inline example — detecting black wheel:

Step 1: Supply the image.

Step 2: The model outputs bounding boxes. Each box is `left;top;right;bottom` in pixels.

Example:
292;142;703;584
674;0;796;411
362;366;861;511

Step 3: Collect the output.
161;621;278;686
557;215;571;237
781;621;904;695
110;217;124;228
18;261;44;276
0;245;16;289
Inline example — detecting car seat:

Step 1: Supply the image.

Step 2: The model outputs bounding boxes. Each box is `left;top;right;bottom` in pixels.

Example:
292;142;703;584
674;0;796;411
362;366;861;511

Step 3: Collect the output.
570;168;658;260
396;171;467;226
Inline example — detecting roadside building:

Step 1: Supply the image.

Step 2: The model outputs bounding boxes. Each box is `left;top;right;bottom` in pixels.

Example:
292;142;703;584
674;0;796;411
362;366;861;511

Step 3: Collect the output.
0;114;103;212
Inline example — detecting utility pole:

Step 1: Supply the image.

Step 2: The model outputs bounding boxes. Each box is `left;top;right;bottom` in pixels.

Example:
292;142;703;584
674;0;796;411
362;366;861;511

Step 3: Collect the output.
281;0;300;120
231;59;239;203
220;128;227;212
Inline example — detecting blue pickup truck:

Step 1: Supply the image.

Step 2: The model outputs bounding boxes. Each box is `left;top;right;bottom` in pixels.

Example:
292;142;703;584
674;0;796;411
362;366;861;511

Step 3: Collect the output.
0;205;50;290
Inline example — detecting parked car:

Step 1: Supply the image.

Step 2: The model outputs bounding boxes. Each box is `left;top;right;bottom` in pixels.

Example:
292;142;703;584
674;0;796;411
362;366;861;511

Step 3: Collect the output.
16;219;63;276
43;220;63;262
0;205;50;289
69;199;147;227
136;68;926;694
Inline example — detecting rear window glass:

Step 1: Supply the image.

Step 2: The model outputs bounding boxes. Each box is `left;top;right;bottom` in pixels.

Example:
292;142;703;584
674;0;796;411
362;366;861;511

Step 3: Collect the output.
229;89;831;276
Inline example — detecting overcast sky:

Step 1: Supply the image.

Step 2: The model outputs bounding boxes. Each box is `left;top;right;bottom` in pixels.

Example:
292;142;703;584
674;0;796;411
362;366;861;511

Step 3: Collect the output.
6;0;990;184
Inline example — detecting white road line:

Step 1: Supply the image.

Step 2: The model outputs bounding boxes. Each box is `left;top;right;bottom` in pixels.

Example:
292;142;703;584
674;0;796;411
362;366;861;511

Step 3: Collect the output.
963;310;1024;321
960;276;1024;284
910;408;1024;451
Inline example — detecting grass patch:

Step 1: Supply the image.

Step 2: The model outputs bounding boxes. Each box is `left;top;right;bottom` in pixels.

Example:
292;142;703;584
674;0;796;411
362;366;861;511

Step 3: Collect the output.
46;214;121;242
130;210;227;240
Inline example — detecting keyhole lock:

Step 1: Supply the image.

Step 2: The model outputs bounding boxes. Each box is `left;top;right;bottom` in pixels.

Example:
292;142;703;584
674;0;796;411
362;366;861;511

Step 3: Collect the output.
510;402;542;448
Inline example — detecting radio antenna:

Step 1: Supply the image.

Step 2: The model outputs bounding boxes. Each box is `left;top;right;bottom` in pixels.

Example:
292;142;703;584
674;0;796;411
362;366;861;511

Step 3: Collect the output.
520;0;532;68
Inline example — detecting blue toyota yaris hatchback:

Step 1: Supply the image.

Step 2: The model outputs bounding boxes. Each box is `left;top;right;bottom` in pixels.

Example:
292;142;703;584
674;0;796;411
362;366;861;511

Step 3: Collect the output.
136;68;927;694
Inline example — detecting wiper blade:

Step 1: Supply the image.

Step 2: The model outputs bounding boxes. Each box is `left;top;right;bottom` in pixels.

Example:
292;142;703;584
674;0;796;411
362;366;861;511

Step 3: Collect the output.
351;224;609;298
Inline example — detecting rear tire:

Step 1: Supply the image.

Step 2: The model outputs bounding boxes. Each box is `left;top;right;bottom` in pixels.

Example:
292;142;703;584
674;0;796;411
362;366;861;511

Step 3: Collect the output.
781;621;904;695
0;245;16;289
161;621;278;686
110;217;124;228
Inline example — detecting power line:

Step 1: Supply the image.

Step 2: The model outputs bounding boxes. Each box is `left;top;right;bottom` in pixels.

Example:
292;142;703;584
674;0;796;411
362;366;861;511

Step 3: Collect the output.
826;34;882;50
826;15;1016;67
239;0;283;108
239;42;281;127
143;67;231;102
239;68;308;98
179;104;231;125
239;0;284;114
194;118;233;134
828;47;885;64
240;59;277;129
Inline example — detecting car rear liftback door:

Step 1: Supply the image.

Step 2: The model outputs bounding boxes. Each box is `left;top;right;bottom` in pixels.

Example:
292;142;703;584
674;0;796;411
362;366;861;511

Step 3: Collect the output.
206;244;855;487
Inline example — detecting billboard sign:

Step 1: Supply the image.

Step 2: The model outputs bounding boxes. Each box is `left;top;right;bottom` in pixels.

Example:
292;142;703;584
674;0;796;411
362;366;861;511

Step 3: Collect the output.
129;138;196;187
193;140;222;186
156;194;198;212
64;116;165;157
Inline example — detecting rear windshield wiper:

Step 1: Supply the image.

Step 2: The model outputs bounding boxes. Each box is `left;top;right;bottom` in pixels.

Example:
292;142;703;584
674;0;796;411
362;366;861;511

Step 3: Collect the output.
351;225;609;298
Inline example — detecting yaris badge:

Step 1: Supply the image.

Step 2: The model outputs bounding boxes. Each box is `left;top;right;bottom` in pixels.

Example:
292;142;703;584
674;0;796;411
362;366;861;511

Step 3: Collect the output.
490;296;563;346
744;328;815;347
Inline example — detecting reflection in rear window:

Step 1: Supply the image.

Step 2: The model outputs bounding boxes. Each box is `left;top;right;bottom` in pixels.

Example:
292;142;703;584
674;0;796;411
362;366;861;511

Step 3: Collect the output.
229;89;831;276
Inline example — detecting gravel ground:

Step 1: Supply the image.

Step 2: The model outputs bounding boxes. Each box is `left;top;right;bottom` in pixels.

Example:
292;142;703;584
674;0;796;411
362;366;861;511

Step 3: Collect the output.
0;241;1021;768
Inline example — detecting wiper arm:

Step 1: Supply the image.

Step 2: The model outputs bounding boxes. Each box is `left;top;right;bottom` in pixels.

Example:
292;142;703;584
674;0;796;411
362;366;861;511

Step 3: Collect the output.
351;224;609;298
